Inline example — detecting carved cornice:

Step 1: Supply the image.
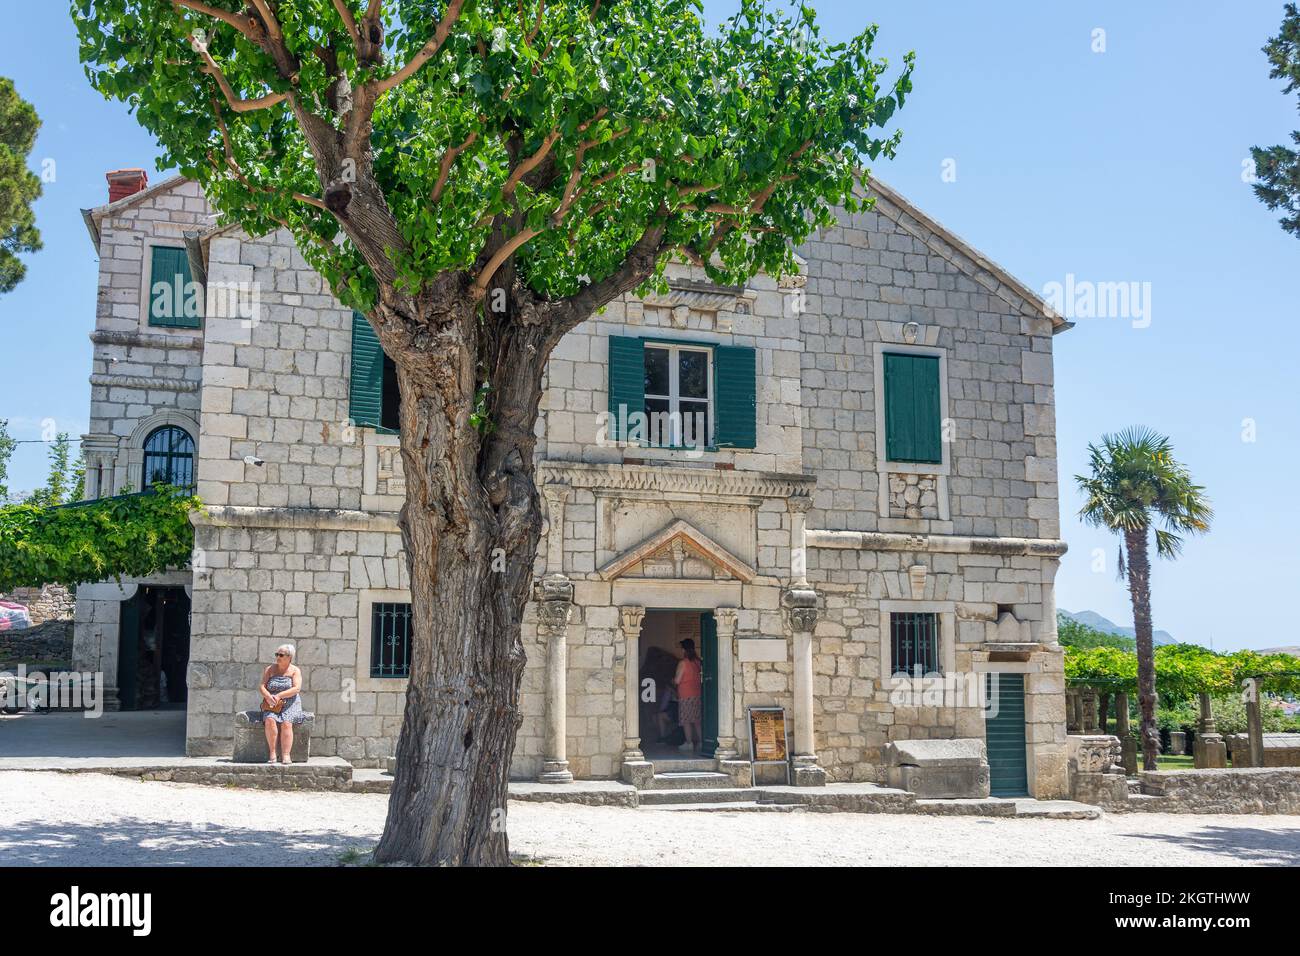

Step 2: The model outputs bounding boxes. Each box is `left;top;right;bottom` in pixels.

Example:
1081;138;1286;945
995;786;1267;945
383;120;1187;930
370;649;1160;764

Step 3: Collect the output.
194;505;400;533
90;373;199;393
539;460;816;500
90;329;204;351
807;529;1067;558
641;278;747;313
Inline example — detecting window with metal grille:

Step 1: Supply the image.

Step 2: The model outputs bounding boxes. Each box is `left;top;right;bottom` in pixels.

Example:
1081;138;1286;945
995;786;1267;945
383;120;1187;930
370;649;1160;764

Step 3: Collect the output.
141;426;195;490
890;612;939;676
370;602;412;678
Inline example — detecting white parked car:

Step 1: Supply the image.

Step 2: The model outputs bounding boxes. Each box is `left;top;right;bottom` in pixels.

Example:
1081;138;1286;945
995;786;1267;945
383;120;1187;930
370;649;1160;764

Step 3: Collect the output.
0;601;31;631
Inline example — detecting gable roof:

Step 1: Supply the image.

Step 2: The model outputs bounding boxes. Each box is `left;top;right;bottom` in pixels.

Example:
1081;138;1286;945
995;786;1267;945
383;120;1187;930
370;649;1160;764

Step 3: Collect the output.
861;174;1071;334
80;175;192;253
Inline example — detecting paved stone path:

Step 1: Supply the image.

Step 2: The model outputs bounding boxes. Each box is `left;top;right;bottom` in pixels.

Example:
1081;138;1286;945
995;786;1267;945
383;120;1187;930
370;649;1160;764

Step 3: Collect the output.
3;771;1300;866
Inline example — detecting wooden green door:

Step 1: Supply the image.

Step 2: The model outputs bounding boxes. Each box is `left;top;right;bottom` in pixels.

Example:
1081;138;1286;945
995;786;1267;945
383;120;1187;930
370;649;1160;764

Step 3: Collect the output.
986;672;1029;797
700;612;718;757
117;592;142;711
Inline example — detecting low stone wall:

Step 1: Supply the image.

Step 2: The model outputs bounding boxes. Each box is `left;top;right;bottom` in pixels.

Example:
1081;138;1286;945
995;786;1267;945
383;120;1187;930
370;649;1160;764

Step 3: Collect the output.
1120;768;1300;814
0;585;75;624
0;620;74;670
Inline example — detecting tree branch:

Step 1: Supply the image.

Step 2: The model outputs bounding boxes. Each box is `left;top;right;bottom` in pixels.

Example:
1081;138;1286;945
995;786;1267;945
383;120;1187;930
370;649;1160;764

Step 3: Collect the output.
332;0;361;50
433;130;479;202
169;0;259;38
372;0;466;97
193;41;288;112
471;227;539;298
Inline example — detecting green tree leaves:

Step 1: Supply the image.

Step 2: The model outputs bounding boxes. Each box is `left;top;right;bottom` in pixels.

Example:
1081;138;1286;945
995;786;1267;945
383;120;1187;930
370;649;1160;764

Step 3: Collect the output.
71;0;912;312
1251;2;1300;238
0;487;200;591
0;76;43;294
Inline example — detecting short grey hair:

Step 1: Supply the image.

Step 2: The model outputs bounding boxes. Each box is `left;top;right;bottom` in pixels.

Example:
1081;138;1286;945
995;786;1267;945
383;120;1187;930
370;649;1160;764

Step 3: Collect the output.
275;643;296;660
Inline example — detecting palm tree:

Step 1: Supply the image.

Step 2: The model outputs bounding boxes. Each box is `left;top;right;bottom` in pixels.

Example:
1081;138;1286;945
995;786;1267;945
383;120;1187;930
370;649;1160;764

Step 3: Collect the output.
1076;428;1212;770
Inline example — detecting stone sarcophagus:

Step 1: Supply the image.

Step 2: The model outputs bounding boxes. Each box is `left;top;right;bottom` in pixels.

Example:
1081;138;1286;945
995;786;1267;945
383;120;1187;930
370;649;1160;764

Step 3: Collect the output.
884;738;990;799
233;710;315;763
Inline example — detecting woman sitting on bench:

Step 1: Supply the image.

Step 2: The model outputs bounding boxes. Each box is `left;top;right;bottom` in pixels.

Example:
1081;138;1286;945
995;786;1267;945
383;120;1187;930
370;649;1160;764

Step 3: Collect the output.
259;644;305;764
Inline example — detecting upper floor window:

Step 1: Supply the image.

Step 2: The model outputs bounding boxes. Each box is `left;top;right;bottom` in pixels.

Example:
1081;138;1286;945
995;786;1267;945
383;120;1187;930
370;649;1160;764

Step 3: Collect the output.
142;426;195;490
607;336;756;450
883;351;942;464
147;246;202;329
349;311;400;433
643;343;713;448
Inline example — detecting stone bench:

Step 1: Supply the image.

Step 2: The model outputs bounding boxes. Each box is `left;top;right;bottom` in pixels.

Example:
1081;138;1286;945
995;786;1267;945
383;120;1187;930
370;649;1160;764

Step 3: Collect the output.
232;709;315;763
885;738;990;799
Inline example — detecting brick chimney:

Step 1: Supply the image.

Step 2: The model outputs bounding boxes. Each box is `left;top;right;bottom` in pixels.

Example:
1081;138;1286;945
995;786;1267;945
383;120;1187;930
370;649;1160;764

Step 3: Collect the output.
106;168;148;203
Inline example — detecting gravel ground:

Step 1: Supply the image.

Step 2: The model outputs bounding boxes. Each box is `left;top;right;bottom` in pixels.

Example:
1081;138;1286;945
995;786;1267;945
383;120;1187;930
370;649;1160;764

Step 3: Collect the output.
3;770;1300;866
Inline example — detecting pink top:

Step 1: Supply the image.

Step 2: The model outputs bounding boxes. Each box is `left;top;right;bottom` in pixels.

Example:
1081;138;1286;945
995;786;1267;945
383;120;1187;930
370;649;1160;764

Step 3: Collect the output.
675;658;703;699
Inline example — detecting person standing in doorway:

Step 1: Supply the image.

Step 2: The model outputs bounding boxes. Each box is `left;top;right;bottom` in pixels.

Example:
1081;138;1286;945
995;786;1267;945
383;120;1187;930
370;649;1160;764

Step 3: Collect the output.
674;638;703;754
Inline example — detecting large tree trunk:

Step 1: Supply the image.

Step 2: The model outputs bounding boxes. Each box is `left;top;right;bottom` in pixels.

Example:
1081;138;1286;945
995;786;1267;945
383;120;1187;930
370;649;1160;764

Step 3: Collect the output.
370;286;556;866
1124;526;1160;771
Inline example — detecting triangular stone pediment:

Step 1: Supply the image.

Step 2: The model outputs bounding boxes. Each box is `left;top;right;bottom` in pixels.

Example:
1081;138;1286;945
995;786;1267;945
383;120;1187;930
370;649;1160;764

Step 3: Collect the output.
599;519;755;584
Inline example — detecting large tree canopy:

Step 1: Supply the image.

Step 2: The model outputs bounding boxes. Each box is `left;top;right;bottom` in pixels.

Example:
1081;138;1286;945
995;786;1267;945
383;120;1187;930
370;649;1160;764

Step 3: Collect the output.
73;0;914;865
75;0;911;311
0;76;43;294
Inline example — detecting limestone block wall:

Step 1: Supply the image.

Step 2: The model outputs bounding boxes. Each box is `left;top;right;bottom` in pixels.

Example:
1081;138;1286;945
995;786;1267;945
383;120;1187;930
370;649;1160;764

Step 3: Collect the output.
795;189;1060;541
804;542;1067;795
186;518;408;762
82;179;212;498
538;262;805;476
196;228;360;512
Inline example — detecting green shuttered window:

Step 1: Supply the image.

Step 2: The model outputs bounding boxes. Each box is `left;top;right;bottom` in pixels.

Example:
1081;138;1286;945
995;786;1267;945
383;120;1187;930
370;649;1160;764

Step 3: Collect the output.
607;337;645;443
713;345;756;449
883;352;942;464
607;336;756;449
349;311;399;433
147;246;201;328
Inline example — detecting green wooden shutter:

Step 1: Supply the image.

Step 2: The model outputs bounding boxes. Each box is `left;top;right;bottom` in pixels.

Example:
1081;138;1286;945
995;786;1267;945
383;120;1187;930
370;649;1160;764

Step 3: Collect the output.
883;352;942;464
986;672;1029;797
350;311;385;429
713;345;757;449
148;246;200;328
607;336;645;442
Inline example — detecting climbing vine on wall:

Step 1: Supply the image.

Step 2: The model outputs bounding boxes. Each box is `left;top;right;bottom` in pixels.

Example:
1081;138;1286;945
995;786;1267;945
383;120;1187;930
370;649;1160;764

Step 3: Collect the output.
0;487;200;592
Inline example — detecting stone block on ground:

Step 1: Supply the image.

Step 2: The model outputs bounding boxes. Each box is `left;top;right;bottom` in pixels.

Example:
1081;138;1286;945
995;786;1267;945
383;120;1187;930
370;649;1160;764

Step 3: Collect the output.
884;738;990;799
232;709;315;763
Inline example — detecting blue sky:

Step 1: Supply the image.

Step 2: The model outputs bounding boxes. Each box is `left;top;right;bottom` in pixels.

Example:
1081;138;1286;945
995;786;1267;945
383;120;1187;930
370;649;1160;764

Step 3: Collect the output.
1;2;1296;650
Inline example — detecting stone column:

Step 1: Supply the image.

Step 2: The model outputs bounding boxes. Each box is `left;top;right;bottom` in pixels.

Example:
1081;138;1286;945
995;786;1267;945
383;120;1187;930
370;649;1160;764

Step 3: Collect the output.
788;495;812;588
713;607;739;760
1245;678;1265;769
1080;687;1097;734
1193;691;1227;769
783;585;825;786
619;605;649;784
1115;691;1138;775
537;485;575;783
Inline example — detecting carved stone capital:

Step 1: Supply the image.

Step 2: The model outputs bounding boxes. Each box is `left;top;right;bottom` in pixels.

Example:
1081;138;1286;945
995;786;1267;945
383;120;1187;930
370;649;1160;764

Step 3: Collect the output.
536;573;574;634
619;605;646;634
714;606;739;636
782;586;819;633
786;494;813;515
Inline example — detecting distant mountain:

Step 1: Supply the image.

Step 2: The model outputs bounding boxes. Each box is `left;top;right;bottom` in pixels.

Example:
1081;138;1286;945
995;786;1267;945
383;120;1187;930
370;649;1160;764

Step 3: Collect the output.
1060;609;1176;647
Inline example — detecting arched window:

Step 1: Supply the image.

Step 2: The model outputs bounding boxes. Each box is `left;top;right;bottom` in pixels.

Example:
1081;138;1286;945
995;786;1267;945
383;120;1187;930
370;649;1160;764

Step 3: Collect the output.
141;426;195;490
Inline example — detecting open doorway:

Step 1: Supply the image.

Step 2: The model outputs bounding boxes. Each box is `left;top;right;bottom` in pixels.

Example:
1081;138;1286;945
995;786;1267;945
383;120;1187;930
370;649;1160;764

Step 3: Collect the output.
638;609;718;762
117;586;190;711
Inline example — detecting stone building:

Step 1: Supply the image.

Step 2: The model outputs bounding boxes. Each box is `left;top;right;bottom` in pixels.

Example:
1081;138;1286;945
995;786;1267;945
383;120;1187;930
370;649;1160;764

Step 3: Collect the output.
72;168;1071;798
